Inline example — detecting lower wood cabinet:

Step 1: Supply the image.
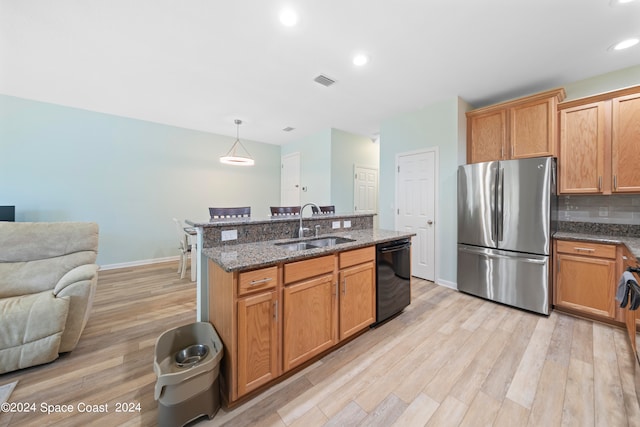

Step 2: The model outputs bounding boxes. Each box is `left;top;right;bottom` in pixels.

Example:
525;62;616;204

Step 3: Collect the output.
209;245;377;404
622;247;639;356
339;255;375;340
554;240;617;319
237;290;279;396
283;273;336;371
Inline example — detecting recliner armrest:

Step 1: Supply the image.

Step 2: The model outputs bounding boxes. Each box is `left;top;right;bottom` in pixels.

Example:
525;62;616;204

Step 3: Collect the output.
53;264;99;296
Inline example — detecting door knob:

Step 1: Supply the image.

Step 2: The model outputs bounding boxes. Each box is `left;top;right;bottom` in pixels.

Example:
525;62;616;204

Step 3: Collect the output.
427;220;433;225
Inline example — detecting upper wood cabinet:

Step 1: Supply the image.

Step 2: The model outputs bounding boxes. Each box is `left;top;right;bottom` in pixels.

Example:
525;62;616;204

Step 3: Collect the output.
466;88;566;164
558;86;640;194
467;109;507;163
558;101;608;193
612;92;640;193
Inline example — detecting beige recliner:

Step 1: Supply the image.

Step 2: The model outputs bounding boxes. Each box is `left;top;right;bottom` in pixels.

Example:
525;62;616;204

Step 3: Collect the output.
0;222;99;374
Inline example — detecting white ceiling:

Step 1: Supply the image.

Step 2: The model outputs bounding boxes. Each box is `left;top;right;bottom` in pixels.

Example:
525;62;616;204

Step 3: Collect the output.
1;0;639;145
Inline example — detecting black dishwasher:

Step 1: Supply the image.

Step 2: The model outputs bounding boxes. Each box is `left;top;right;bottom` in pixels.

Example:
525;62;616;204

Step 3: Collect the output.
374;238;412;326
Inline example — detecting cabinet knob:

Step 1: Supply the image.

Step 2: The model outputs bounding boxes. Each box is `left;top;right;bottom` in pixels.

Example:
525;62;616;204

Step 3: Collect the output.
427;220;433;225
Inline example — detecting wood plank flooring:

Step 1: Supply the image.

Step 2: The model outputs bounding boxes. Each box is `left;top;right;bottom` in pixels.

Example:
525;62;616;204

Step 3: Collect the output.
0;262;197;427
0;261;638;426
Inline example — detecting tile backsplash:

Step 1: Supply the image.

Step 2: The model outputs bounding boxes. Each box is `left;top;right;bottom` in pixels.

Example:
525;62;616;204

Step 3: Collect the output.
559;195;640;225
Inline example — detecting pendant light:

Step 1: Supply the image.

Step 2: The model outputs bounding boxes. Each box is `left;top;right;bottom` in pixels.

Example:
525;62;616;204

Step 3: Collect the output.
220;119;255;166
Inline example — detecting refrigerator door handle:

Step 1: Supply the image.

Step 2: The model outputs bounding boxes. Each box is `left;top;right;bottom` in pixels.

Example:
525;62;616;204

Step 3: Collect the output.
490;165;498;243
496;167;504;242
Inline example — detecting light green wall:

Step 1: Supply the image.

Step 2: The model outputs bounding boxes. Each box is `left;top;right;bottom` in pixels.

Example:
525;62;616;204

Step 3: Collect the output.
280;127;379;211
0;95;281;266
331;129;379;213
4;66;637;270
280;129;332;205
379;97;469;285
564;64;640;101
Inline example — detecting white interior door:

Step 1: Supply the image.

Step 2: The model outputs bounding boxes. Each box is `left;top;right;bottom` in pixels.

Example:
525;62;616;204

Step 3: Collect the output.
354;166;378;214
281;153;301;206
396;149;436;281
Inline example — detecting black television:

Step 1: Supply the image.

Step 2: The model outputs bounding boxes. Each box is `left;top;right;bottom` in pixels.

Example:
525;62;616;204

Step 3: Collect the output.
0;206;15;222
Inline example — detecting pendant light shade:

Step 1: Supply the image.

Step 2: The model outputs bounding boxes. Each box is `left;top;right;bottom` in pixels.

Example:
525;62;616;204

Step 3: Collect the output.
220;119;255;166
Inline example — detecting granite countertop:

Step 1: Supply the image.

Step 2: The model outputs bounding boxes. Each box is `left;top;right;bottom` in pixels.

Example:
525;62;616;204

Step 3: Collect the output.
554;231;640;259
189;212;374;228
203;228;415;272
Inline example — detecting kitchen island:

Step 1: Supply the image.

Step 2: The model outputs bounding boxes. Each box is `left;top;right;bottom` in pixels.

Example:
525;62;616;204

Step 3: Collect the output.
188;213;415;405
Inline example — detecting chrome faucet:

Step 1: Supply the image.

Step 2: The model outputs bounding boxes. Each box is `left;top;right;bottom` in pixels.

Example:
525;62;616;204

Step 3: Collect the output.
298;203;319;238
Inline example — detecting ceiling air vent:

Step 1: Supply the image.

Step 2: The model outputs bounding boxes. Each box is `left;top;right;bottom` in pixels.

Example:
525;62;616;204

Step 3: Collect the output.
313;74;336;87
282;127;295;132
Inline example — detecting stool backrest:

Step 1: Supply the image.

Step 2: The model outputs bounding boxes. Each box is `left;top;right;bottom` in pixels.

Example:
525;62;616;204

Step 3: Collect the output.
312;205;335;214
270;206;300;216
209;207;251;219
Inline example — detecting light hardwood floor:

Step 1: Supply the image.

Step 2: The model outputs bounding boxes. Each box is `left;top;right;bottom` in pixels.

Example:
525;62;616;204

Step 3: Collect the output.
1;261;638;427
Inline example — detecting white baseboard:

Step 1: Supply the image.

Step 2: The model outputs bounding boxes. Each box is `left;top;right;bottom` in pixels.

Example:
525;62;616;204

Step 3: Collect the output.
436;278;457;290
99;256;179;271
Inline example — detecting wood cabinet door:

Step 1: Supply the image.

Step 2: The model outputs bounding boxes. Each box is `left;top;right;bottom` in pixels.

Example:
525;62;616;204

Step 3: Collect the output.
612;93;640;193
339;261;376;340
237;290;278;396
283;273;336;371
555;253;616;319
558;101;607;194
510;97;556;159
467;109;507;163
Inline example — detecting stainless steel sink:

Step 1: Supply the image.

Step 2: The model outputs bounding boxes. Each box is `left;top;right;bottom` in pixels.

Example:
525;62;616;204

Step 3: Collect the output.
306;236;355;247
275;236;355;251
276;242;318;251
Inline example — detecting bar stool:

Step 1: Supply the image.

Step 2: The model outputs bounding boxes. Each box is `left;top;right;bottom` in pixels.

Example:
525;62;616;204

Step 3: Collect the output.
209;207;251;219
172;218;191;279
270;206;301;216
312;205;335;214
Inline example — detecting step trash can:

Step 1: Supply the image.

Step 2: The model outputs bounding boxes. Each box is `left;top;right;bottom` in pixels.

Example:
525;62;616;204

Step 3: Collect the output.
154;322;223;427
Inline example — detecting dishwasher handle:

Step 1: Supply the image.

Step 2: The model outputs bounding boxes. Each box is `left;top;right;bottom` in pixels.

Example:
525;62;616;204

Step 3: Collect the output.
378;242;411;254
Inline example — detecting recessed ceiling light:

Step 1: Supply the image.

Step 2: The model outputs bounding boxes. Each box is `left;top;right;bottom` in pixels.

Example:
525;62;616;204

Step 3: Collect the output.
611;37;639;50
279;8;298;27
353;54;369;66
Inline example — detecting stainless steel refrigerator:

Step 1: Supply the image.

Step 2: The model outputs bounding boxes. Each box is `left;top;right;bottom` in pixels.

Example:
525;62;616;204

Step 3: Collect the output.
457;157;556;315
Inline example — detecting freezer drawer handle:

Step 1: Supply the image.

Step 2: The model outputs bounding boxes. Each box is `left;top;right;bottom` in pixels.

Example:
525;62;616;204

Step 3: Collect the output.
459;247;546;264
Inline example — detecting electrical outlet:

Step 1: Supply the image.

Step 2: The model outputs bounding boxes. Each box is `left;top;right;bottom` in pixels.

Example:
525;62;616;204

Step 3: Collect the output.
343;220;351;228
599;207;608;217
221;229;238;241
332;221;341;229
